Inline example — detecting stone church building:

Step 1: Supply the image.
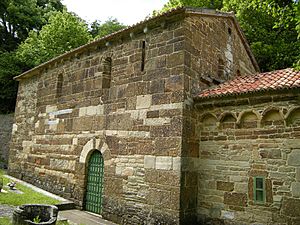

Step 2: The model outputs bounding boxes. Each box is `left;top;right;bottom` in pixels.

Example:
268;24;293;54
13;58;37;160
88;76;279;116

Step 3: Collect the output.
9;7;300;225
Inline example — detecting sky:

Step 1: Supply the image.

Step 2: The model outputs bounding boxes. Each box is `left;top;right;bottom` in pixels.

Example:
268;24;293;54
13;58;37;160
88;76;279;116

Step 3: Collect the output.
62;0;169;26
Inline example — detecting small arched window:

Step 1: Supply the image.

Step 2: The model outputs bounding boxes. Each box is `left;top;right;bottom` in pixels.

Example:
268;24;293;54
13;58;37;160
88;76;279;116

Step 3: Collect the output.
102;57;112;89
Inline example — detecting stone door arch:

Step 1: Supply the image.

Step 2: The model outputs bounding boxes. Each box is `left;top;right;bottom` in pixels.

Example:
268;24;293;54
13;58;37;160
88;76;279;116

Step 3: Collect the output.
84;150;104;214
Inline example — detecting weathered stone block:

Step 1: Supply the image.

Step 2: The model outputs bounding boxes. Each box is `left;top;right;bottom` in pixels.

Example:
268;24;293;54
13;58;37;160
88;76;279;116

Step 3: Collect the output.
50;159;75;171
291;182;300;197
165;75;183;92
156;156;172;170
296;168;300;181
146;110;159;118
224;192;247;207
287;150;300;166
172;157;181;171
167;51;184;68
144;155;156;169
217;181;234;191
281;197;300;217
136;95;151;109
259;149;281;159
283;139;300;149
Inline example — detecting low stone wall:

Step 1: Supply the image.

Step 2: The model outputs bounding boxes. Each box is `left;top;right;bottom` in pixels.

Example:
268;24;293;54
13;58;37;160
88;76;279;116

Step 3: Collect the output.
0;113;14;169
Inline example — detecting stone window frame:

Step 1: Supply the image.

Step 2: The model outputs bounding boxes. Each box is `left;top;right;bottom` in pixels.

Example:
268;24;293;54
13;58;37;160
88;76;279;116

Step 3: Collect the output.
253;176;266;204
248;172;272;206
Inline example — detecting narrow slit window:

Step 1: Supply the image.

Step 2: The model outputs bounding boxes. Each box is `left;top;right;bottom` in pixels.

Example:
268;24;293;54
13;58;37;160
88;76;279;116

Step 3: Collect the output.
141;40;146;72
254;177;265;203
102;57;112;89
56;73;63;98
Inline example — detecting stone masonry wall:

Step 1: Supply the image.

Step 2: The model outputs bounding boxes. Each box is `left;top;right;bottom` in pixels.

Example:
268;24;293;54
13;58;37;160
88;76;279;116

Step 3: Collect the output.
9;16;185;225
180;14;258;223
193;93;300;225
0;113;14;168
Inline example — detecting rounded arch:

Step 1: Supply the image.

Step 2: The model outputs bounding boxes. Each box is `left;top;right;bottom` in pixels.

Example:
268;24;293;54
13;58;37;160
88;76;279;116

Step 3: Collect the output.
199;112;218;131
219;112;237;129
237;110;261;129
286;107;300;126
219;112;237;123
79;138;110;164
261;107;284;127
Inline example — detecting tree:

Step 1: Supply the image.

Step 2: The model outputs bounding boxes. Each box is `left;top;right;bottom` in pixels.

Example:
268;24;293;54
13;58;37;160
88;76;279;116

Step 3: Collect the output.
16;11;92;67
90;18;126;39
157;0;300;72
155;0;223;15
0;0;64;52
223;0;300;71
0;52;22;113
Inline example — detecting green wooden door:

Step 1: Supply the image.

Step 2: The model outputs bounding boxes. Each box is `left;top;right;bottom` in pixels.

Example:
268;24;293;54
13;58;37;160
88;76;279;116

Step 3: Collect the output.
85;151;104;214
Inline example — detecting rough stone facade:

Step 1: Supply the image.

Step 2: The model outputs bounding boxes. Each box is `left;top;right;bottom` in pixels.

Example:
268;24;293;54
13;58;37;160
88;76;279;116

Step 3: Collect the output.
193;91;300;225
9;8;264;225
0;113;14;169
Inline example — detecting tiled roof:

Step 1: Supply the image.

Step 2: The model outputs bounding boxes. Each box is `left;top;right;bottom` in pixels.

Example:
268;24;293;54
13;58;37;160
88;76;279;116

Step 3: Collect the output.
196;68;300;99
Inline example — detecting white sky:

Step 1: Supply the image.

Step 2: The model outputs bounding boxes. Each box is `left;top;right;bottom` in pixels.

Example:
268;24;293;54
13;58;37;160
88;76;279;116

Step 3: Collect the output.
62;0;169;26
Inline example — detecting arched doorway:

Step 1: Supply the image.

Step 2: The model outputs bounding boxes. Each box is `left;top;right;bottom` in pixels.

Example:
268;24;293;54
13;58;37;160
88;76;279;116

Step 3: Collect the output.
84;150;104;214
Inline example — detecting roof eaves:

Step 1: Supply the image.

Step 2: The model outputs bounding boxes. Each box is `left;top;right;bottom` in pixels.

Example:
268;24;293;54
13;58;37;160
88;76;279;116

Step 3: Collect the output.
194;85;300;102
14;7;187;81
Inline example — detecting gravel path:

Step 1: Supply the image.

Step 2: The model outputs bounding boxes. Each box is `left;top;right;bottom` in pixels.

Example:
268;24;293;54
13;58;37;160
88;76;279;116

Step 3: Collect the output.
0;204;15;217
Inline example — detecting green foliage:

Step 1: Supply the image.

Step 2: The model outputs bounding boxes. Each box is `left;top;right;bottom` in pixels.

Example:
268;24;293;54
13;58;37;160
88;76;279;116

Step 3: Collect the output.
223;0;300;71
0;217;11;225
0;0;64;52
33;215;41;223
0;51;22;113
90;18;126;39
17;11;92;67
158;0;300;72
155;0;223;14
0;0;64;113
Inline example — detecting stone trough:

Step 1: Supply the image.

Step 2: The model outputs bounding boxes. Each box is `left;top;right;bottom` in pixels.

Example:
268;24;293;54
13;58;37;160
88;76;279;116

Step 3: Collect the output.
12;204;58;225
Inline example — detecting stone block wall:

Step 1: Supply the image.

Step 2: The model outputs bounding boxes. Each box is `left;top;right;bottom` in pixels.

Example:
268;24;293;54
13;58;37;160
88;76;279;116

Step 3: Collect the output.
9;16;186;225
193;93;300;224
0;113;14;168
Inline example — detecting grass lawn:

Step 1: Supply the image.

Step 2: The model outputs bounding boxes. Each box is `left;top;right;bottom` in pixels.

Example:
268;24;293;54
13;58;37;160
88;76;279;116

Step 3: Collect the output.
0;169;60;206
0;217;71;225
0;170;84;225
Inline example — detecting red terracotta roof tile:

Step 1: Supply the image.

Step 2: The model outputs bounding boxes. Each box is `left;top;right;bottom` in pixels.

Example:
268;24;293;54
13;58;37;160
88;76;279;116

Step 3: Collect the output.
197;68;300;99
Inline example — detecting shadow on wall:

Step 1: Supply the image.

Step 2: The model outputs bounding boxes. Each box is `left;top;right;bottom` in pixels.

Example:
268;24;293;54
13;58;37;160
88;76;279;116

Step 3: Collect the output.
0;113;14;169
